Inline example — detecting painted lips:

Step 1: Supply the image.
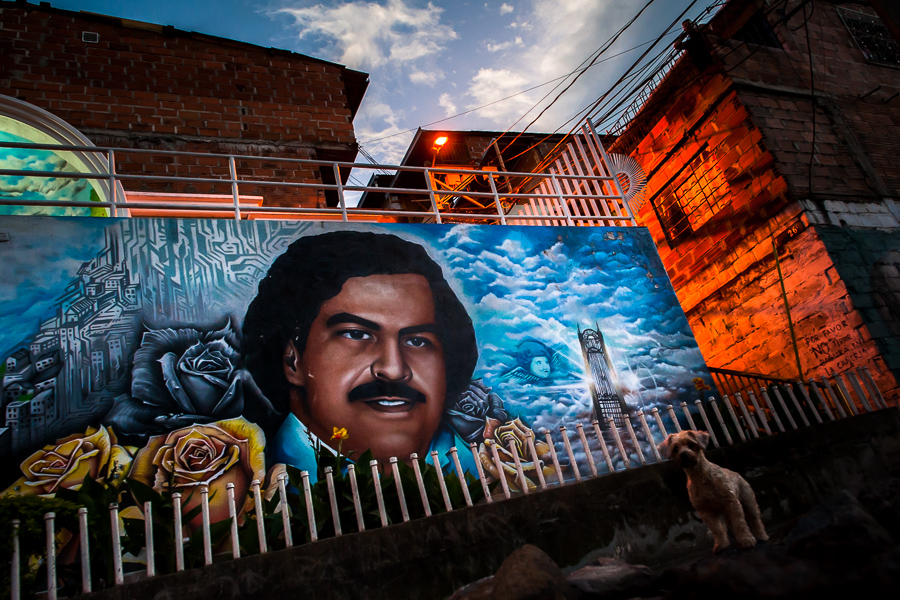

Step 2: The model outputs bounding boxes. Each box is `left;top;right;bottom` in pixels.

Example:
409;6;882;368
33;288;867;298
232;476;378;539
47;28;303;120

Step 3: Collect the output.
348;380;427;413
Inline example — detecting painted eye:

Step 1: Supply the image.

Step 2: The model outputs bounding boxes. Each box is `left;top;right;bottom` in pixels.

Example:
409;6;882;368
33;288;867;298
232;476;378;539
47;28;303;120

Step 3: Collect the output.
403;336;431;348
339;329;372;341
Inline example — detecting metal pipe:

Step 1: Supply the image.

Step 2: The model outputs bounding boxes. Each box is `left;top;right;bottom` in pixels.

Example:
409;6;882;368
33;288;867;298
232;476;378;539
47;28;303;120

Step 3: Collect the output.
278;474;294;547
173;492;186;568
770;387;797;430
575;423;598;476
411;453;434;514
110;504;123;585
846;370;874;413
45;512;57;600
389;458;410;521
722;395;747;442
747;391;773;435
760;389;785;432
666;405;682;432
348;464;366;531
507;439;529;492
78;509;90;594
525;431;548;490
785;385;811;427
796;382;823;424
144;501;155;577
808;380;836;421
300;471;316;541
650;408;668;437
559;426;582;482
226;483;241;558
11;519;20;600
200;486;213;565
591;420;615;473
488;441;511;499
679;402;698;430
449;447;473;506
624;417;646;466
707;397;733;445
543;431;565;487
639;411;663;460
468;444;492;503
250;480;267;554
324;467;342;536
734;392;760;438
371;460;389;526
430;451;454;511
607;418;631;469
820;377;848;418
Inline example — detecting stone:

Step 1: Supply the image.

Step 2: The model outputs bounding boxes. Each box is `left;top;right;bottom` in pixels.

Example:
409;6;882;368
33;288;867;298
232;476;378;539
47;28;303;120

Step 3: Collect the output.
566;557;657;599
450;544;577;600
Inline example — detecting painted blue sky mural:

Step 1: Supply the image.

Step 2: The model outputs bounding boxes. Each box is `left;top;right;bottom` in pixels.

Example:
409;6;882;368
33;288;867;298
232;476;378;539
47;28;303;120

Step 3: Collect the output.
0;216;712;484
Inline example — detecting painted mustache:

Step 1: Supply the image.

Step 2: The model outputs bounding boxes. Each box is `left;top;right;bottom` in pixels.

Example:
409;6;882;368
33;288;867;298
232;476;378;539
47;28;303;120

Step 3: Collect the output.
348;380;427;404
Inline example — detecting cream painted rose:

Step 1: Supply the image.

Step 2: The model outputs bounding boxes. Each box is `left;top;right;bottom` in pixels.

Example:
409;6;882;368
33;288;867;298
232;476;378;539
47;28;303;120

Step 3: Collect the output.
478;418;555;493
3;425;133;496
128;418;265;526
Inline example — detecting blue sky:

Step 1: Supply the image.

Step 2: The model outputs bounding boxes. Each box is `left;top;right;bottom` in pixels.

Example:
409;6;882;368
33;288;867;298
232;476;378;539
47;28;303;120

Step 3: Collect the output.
42;0;717;164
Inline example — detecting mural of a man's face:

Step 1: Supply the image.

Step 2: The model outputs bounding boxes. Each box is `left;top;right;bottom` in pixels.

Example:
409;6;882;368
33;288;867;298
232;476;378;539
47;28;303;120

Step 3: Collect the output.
283;273;447;463
530;355;551;378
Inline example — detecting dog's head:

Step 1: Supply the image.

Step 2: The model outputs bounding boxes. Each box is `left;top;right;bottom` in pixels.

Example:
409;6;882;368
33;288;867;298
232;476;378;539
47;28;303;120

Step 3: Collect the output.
658;430;710;469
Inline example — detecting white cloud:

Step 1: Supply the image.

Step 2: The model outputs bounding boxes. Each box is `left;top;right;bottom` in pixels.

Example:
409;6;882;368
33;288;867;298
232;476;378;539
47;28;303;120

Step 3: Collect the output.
438;93;457;116
409;69;442;86
486;36;523;52
500;3;514;14
274;0;457;69
465;68;537;121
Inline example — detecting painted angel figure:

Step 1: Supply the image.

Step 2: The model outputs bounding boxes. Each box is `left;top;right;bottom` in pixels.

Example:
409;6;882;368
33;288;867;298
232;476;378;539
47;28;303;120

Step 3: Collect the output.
498;339;579;384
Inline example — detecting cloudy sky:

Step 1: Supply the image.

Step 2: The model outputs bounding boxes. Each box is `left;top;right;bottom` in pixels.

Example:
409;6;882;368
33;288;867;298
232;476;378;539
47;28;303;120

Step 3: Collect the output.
45;0;717;165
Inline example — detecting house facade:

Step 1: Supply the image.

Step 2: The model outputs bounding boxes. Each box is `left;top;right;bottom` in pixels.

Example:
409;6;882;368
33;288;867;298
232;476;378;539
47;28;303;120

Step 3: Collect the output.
609;0;900;400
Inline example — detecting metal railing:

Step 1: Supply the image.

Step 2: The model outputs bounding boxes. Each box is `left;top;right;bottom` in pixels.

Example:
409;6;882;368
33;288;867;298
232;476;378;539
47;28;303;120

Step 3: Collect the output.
0;137;634;226
7;364;892;599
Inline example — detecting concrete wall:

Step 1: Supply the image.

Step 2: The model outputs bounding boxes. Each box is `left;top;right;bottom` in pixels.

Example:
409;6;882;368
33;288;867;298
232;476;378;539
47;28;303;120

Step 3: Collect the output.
0;1;366;207
83;409;900;600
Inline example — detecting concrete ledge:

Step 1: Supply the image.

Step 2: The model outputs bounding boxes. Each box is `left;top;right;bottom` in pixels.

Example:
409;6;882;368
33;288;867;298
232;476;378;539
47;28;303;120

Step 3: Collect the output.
84;409;900;600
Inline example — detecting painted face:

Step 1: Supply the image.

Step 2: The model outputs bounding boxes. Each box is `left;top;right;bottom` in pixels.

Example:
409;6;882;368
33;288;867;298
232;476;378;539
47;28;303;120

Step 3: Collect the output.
284;274;447;464
529;355;551;378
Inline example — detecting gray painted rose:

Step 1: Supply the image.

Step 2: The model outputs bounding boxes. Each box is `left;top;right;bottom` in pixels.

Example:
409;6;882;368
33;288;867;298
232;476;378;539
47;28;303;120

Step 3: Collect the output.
446;379;508;444
104;322;247;438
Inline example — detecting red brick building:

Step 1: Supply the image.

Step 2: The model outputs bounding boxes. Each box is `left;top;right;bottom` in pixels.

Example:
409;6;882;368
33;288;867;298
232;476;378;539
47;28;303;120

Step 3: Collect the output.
0;0;368;208
610;0;900;399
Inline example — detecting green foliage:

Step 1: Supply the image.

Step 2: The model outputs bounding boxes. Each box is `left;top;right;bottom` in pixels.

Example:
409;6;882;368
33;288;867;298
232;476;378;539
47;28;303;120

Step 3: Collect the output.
0;494;81;598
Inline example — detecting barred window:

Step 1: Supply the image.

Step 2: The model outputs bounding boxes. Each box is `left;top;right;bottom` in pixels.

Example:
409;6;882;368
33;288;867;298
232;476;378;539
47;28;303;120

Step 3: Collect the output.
654;144;730;245
837;7;900;69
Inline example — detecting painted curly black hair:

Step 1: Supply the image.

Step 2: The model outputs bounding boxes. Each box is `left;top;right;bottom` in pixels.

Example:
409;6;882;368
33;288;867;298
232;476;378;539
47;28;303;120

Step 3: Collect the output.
241;230;478;433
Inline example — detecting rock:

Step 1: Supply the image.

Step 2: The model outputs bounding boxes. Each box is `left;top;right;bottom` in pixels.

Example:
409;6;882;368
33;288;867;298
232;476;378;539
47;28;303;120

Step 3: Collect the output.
566;557;656;599
449;545;577;600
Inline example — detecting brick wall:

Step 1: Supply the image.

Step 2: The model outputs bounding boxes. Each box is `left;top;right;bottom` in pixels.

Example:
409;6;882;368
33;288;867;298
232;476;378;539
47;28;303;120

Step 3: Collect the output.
0;1;367;207
610;0;900;401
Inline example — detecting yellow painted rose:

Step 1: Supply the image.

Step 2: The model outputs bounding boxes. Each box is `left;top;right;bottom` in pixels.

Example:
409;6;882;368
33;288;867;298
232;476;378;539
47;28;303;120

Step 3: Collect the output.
3;425;133;496
478;418;556;493
128;418;265;527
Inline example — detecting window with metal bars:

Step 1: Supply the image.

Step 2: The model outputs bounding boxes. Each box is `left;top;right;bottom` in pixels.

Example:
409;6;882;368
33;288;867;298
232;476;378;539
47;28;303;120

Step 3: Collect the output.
837;7;900;68
653;144;731;245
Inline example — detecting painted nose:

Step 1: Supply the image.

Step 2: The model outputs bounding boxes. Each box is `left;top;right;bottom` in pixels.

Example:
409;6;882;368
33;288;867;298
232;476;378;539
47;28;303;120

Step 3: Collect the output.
371;340;412;381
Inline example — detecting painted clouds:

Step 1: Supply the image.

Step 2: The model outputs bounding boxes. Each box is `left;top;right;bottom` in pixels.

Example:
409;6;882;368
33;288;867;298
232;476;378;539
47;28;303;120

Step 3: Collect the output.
421;224;711;431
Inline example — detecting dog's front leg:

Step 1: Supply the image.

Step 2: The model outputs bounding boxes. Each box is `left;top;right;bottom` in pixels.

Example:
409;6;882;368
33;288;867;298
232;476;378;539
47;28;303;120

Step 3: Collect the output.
697;510;730;552
723;499;756;548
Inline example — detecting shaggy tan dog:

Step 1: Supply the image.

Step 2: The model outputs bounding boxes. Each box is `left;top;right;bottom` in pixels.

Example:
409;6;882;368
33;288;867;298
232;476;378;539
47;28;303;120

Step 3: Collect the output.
658;430;768;552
